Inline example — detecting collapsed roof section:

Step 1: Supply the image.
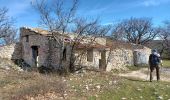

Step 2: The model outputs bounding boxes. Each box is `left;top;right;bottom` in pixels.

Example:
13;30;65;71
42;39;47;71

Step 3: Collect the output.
20;27;150;50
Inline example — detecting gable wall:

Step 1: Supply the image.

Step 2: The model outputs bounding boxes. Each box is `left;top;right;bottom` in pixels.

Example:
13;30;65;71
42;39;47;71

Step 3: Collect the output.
20;29;49;67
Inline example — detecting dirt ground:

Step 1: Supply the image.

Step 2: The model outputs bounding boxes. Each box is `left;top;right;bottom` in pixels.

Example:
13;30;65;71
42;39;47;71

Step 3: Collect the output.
119;67;170;82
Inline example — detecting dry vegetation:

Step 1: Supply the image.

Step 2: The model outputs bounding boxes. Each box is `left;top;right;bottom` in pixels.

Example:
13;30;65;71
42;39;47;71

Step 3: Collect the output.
0;69;67;100
1;59;170;100
0;68;120;100
1;67;170;100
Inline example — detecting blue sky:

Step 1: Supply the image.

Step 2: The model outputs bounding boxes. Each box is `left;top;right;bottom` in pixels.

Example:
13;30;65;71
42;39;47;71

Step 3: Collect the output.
1;0;170;28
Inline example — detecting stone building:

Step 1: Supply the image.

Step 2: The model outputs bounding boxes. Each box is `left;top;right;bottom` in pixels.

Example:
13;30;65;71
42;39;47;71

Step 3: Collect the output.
0;27;151;71
19;27;72;69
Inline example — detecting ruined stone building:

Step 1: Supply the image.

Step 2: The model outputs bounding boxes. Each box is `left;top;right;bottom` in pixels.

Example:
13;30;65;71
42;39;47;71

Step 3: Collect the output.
0;27;151;71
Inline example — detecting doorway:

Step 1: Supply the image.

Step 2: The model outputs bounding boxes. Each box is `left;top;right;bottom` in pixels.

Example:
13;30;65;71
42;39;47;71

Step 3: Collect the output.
99;50;106;71
32;46;39;67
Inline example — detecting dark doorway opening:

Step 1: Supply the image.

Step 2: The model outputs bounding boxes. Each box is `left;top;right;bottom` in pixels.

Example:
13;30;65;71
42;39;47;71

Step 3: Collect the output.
87;49;93;62
99;50;106;71
63;47;67;61
32;46;39;67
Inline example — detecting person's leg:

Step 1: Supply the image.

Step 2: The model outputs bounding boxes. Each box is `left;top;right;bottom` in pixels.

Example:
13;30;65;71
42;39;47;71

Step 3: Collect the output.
156;65;160;81
150;66;154;82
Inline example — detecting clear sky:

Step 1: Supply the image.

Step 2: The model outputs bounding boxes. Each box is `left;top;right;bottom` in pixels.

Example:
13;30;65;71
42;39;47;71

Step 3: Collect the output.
1;0;170;28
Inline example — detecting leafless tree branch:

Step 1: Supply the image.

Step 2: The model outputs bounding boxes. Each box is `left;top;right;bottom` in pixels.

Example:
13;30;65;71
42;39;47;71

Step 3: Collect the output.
112;17;157;45
0;7;17;45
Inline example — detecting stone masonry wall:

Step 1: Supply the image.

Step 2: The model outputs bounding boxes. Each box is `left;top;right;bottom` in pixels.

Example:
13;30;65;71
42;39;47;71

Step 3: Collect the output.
0;43;22;59
76;47;150;71
74;49;101;69
106;49;134;71
18;27;151;71
133;47;151;66
20;29;49;67
0;44;15;59
20;28;63;68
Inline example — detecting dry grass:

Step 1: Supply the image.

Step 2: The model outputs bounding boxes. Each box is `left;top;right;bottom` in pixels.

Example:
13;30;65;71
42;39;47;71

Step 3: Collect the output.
1;57;170;100
1;65;170;100
64;71;121;99
0;69;67;100
0;68;120;100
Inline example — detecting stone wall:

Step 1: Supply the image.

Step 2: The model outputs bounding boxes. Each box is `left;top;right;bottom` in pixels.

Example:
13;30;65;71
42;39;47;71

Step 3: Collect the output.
0;44;15;59
20;28;50;67
74;46;151;72
133;47;151;66
49;40;61;68
0;27;152;72
20;28;69;68
106;49;134;71
0;43;22;59
74;49;103;69
12;43;22;60
75;48;134;71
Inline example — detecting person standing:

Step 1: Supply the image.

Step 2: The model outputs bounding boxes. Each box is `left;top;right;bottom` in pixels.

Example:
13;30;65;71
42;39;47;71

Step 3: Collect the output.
149;49;161;82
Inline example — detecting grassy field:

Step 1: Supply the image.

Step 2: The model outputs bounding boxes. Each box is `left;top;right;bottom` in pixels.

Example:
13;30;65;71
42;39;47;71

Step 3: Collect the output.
98;79;170;100
163;60;170;68
0;68;170;100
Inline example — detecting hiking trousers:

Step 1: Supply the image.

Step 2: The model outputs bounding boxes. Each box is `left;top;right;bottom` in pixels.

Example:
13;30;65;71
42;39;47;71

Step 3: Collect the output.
150;64;160;82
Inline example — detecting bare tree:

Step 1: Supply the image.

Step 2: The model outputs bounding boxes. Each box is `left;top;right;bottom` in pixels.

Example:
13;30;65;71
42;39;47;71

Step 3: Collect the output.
112;17;157;45
157;21;170;58
0;7;17;45
33;0;110;73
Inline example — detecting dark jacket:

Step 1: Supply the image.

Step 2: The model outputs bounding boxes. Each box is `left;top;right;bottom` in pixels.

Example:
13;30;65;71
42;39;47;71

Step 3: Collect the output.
149;54;160;66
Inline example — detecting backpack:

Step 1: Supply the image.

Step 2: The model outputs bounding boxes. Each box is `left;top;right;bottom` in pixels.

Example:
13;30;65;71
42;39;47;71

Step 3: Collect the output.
149;54;159;65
